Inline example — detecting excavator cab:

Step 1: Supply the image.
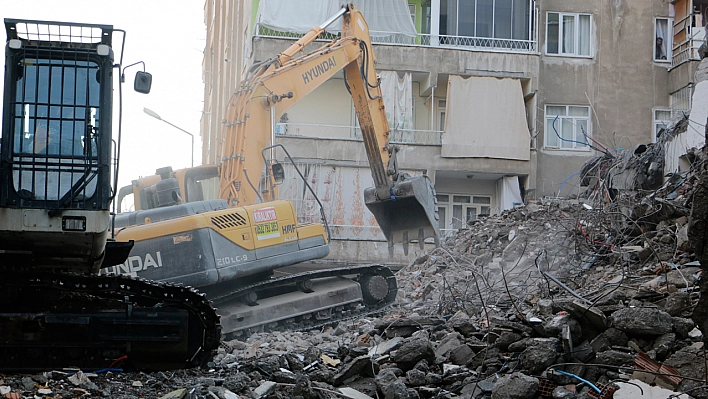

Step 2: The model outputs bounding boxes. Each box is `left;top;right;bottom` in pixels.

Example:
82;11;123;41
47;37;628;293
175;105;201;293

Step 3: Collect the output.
0;19;149;272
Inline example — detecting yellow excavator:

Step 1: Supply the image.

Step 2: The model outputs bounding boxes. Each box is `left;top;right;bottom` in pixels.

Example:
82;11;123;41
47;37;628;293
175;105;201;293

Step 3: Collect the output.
111;4;439;338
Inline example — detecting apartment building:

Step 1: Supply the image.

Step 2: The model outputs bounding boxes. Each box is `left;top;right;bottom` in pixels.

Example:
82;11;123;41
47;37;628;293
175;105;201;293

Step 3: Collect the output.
201;0;683;262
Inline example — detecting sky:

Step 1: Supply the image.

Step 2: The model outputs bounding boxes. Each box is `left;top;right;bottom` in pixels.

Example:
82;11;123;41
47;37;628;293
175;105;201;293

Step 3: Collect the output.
0;0;206;193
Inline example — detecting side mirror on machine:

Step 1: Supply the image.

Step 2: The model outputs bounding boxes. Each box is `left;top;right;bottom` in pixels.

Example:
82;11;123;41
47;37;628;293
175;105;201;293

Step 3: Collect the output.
271;162;285;184
134;71;152;94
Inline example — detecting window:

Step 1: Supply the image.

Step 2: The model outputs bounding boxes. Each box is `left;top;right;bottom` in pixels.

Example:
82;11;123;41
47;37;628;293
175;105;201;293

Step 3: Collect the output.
654;18;672;62
545;105;591;150
671;86;692;119
546;12;592;57
653;109;671;141
439;0;532;40
437;193;493;231
437;99;446;132
409;4;416;25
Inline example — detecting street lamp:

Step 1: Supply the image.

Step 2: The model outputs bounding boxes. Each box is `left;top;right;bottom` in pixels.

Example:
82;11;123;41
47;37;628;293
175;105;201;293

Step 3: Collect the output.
143;107;195;167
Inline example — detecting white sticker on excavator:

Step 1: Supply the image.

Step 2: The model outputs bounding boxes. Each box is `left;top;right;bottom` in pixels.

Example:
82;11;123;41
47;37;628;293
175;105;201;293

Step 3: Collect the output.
99;251;163;277
253;206;281;240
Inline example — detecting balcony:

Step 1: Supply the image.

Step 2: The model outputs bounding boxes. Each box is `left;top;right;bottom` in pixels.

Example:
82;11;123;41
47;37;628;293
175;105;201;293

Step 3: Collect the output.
255;24;537;54
275;122;443;145
671;23;706;69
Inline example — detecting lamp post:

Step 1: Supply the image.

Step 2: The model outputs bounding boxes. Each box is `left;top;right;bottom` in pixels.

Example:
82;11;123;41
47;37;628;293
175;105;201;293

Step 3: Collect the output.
143;107;195;167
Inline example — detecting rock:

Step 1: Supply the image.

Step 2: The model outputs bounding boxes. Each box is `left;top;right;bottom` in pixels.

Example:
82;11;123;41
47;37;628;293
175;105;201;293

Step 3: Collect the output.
255;355;281;374
664;292;691;316
673;317;695;338
544;314;582;343
334;355;372;386
552;386;577;399
158;389;188;399
595;350;635;366
664;346;708;393
611;307;673;336
495;331;523;351
589;334;611;353
405;369;426;386
223;390;239;399
425;373;442;385
224;373;251;393
434;333;463;357
449;311;478;337
519;338;559;373
285;353;305;371
344;378;377;398
254;381;277;398
666;267;699;288
603;327;629;346
449;344;475;365
369;337;404;357
273;370;298;384
339;387;375;399
375;369;410;399
652;333;676;360
491;372;539;399
566;301;607;332
392;337;435;371
20;377;34;391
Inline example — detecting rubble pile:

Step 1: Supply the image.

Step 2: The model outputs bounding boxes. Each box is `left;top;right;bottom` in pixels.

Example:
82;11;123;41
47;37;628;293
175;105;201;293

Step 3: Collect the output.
2;123;708;398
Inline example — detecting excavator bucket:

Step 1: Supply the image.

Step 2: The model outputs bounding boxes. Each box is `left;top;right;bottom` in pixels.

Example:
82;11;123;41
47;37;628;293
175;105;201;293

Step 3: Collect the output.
364;175;440;256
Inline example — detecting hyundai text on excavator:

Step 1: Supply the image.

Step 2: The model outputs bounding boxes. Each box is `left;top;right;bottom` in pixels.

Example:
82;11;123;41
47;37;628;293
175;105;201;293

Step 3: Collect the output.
0;19;220;371
112;4;439;339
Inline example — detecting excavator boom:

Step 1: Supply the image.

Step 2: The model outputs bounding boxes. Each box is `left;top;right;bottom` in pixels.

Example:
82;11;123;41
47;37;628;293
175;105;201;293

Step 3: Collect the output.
220;3;439;251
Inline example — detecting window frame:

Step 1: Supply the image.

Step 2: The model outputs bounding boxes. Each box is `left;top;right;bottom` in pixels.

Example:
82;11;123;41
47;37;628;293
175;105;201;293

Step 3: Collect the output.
544;104;592;151
654;17;673;63
653;108;671;142
545;12;593;58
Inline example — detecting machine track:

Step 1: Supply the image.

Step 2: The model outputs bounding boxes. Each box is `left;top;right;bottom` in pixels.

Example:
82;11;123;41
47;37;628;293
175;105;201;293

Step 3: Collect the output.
209;264;398;339
0;270;221;372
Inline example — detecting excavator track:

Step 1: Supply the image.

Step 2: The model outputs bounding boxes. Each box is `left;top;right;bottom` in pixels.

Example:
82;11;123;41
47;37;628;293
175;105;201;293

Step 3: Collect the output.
0;270;221;372
209;264;397;339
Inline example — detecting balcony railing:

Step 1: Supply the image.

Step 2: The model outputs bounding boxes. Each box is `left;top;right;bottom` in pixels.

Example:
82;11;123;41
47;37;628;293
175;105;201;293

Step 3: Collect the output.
671;27;705;69
255;24;537;54
275;122;443;145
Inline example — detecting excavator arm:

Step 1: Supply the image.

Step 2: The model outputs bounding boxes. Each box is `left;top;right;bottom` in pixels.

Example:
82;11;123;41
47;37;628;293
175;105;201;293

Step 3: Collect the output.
220;4;439;252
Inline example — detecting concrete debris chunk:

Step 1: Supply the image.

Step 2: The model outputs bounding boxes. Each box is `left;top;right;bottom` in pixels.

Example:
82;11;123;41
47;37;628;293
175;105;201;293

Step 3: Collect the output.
254;381;277;398
159;389;188;399
491;372;539;399
611;307;673;336
339;387;375;399
369;337;404;357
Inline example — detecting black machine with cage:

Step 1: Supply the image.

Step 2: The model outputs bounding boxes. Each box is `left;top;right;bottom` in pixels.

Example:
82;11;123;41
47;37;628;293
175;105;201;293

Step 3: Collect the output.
0;19;119;271
0;19;221;372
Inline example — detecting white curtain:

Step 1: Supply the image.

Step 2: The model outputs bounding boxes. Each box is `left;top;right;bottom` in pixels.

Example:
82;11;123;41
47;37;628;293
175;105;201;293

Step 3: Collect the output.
256;0;416;37
379;71;413;131
496;176;523;212
578;15;591;55
441;75;531;160
655;19;669;60
562;15;575;53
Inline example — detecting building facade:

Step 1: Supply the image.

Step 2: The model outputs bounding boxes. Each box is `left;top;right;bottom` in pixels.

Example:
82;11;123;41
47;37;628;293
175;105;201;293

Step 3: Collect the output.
202;0;696;262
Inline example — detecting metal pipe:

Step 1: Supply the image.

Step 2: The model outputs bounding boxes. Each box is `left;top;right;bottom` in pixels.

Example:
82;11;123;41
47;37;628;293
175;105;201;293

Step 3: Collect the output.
318;6;348;30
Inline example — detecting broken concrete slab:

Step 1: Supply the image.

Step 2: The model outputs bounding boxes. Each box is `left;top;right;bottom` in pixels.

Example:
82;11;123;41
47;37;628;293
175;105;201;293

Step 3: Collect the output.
369;337;404;357
339;387;375;399
491;372;539;399
611;307;673;336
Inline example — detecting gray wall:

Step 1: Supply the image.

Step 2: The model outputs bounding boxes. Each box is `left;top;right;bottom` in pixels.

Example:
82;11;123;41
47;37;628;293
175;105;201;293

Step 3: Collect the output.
536;0;671;196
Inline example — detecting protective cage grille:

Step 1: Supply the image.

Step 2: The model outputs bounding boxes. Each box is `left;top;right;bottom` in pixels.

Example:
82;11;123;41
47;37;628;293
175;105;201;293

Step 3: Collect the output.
5;19;112;45
3;19;113;208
